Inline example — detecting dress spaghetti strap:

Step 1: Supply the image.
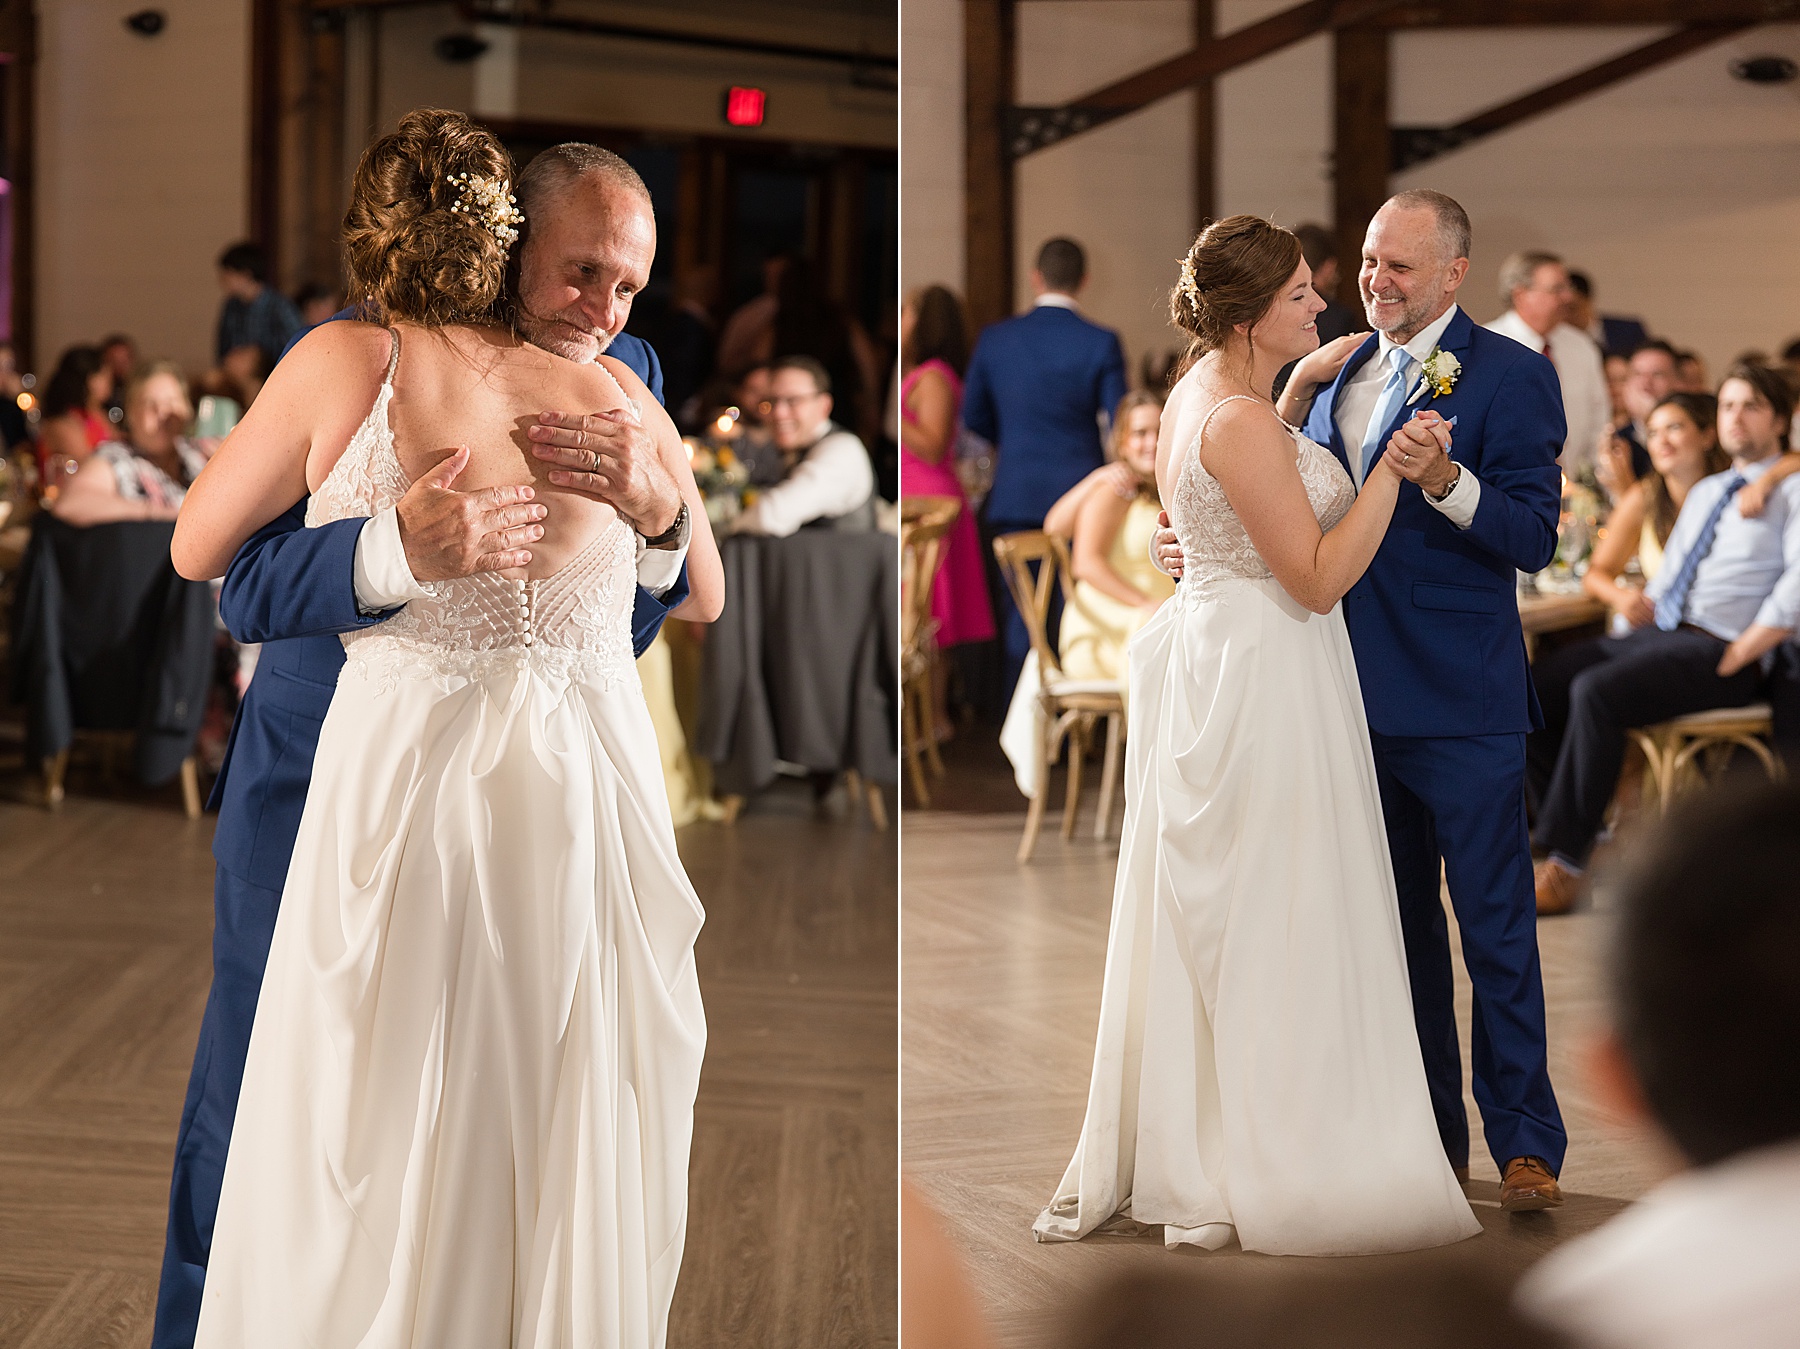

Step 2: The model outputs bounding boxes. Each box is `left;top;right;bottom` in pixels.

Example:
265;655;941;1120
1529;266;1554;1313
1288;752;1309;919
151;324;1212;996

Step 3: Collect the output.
383;326;402;386
1194;393;1272;449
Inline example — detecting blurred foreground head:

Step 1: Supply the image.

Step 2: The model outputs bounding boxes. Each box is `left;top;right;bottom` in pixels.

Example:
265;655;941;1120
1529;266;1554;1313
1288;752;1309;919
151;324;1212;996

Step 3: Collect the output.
1606;777;1800;1166
1054;1263;1568;1349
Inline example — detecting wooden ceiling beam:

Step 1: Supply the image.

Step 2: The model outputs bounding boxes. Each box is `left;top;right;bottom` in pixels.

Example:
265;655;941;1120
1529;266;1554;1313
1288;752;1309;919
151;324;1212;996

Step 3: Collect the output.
1371;0;1797;25
1009;0;1408;158
1007;0;1797;22
1392;20;1755;169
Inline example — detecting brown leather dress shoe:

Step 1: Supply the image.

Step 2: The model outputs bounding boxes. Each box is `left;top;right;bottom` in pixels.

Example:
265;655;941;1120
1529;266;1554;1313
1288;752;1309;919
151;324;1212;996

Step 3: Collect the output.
1500;1156;1563;1211
1452;1165;1470;1184
1533;858;1585;916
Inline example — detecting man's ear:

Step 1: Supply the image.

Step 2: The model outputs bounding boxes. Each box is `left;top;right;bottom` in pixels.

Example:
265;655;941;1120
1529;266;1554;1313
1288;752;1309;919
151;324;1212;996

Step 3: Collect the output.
819;393;835;423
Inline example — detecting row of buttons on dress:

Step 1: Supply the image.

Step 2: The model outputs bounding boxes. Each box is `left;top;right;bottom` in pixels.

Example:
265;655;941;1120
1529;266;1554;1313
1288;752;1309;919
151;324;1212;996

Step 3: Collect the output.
517;578;536;646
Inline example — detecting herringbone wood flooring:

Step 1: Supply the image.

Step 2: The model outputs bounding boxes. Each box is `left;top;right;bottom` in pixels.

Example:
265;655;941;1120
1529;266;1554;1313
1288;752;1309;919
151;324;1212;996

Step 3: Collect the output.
0;768;896;1348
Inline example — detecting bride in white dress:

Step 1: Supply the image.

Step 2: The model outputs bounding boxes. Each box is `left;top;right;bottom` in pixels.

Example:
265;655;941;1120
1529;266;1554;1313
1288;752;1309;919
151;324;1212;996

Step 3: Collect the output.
1034;216;1479;1256
171;112;722;1346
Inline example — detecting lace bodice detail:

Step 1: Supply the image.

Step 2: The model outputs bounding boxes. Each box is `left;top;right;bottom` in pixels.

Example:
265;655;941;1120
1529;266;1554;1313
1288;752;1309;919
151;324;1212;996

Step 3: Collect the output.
1169;395;1356;591
307;329;638;693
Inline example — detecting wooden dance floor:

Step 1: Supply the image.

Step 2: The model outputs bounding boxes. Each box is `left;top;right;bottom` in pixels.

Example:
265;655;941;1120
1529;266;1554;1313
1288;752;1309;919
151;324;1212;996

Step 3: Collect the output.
0;761;896;1348
903;740;1669;1349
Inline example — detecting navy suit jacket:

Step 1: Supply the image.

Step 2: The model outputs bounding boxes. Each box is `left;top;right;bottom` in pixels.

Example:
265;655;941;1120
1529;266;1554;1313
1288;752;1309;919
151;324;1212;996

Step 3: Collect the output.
1303;308;1563;740
962;304;1127;525
208;329;682;891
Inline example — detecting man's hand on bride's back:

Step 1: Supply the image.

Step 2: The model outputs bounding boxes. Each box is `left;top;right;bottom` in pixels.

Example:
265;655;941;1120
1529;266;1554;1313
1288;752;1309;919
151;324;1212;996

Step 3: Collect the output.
527;408;682;538
399;446;547;581
1151;510;1185;580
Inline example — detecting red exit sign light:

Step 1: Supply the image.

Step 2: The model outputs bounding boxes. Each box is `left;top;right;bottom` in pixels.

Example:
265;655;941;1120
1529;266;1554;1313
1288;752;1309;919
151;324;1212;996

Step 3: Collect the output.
724;86;767;128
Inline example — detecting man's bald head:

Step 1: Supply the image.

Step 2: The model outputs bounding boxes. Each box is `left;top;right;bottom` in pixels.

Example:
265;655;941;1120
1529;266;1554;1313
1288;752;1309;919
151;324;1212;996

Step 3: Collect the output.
516;143;650;225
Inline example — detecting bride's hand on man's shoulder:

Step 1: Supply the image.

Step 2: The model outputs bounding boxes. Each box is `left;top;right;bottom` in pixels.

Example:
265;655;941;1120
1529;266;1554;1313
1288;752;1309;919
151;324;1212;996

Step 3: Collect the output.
1297;332;1369;387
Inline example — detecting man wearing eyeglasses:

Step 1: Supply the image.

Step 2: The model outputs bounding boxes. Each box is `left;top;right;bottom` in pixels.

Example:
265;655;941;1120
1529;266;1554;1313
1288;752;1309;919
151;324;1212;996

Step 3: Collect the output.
1487;251;1610;483
733;355;876;535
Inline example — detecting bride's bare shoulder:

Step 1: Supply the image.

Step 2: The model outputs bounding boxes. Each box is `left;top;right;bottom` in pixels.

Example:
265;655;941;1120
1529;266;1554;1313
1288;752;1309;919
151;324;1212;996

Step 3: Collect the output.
1195;397;1295;474
280;319;394;380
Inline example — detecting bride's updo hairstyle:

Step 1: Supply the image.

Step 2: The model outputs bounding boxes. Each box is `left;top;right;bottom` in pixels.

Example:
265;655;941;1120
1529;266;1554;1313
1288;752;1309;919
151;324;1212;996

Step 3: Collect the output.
342;108;517;328
1170;215;1303;369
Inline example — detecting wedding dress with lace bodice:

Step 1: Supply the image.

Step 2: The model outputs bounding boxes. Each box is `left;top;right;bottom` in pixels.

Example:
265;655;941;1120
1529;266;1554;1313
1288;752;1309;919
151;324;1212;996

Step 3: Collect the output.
1034;395;1478;1256
195;332;706;1348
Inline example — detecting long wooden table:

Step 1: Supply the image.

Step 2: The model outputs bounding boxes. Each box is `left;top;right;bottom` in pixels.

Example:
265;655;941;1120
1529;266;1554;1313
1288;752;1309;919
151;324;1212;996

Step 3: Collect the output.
1519;590;1608;658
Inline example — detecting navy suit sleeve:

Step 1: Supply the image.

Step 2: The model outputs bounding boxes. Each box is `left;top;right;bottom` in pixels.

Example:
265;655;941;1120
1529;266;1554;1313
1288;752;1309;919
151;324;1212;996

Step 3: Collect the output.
631;563;688;656
962;336;998;443
1465;352;1564;574
218;503;397;644
1097;333;1128;424
640;340;666;407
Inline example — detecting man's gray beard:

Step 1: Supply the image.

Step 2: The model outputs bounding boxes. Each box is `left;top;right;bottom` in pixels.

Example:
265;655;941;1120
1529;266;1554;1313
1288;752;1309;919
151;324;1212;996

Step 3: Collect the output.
1361;291;1437;342
516;307;612;365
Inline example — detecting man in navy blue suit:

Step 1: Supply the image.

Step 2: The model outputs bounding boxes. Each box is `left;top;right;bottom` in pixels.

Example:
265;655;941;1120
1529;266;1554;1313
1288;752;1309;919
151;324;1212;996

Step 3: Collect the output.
962;237;1127;691
152;144;692;1348
1157;191;1569;1212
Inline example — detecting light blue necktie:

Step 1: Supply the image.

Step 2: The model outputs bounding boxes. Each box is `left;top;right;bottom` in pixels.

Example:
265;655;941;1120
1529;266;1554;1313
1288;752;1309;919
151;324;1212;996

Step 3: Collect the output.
1359;347;1414;485
1654;471;1746;631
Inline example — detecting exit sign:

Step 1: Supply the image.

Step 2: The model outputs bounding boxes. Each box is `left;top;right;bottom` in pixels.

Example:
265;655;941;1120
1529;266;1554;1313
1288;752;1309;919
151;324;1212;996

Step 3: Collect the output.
723;86;767;128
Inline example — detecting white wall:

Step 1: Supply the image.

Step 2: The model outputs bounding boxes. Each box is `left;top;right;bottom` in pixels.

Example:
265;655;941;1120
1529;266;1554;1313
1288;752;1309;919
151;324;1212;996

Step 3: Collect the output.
355;2;895;149
35;0;250;375
902;0;1800;379
1016;1;1195;384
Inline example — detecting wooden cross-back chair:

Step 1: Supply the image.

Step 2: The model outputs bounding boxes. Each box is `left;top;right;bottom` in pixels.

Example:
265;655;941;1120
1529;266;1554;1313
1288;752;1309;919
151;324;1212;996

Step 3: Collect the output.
900;495;962;807
992;530;1126;862
1628;703;1783;812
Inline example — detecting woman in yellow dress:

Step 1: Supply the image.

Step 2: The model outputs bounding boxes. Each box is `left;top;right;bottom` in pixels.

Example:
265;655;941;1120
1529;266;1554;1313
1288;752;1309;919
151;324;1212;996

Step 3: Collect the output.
1057;391;1176;684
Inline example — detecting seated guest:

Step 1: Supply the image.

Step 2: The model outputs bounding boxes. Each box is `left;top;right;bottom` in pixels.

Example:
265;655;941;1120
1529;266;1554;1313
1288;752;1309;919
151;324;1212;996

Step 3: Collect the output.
1609;340;1682;484
1056;391;1175;686
1043;459;1136;539
98;333;137;415
50;362;206;525
1487;251;1610;481
294;281;343;329
1675;348;1710;394
900;284;995;737
732;356;875;536
1517;779;1800;1349
1531;362;1800;914
214;240;302;375
1581;393;1726;621
1602;352;1629;424
38;345;116;487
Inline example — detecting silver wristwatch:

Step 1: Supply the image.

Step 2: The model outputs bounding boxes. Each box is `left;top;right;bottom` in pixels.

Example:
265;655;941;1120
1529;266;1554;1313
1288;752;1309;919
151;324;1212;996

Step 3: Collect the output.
641;501;688;550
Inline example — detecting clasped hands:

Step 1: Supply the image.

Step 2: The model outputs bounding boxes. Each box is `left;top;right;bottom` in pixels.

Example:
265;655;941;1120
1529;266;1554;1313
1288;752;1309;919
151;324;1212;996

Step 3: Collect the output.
1381;412;1458;498
398;407;682;582
1150;412;1459;578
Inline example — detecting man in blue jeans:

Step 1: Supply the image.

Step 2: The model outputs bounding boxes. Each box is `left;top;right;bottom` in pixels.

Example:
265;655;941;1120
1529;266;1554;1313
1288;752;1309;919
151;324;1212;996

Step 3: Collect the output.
153;144;693;1347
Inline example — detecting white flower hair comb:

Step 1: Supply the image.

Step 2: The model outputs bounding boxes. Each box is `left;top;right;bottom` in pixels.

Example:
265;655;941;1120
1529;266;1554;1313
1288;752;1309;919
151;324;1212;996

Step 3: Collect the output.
448;173;524;249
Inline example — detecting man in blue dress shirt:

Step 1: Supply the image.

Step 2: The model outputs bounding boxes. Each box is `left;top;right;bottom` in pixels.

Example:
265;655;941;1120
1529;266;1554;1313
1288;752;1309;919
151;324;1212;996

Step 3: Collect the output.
1531;360;1800;913
962;237;1128;691
152;144;694;1348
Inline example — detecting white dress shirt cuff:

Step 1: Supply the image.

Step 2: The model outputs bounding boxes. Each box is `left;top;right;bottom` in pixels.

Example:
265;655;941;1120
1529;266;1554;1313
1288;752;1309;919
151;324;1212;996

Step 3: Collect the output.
634;510;691;599
353;506;431;612
1424;466;1481;530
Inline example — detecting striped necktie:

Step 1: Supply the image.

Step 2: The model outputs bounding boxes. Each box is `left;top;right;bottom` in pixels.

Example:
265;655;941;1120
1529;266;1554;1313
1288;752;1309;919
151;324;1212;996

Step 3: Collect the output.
1654;472;1746;631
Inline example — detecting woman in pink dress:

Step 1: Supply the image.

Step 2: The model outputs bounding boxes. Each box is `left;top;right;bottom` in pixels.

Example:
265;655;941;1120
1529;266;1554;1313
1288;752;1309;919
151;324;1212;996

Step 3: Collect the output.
901;285;995;739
